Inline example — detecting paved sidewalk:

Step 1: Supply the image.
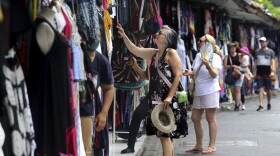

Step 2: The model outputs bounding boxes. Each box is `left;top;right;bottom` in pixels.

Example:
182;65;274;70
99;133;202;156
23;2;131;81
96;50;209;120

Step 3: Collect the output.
136;90;279;156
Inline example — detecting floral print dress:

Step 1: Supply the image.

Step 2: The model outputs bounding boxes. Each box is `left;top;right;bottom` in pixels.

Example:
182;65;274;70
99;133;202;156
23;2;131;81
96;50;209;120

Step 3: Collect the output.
146;49;188;138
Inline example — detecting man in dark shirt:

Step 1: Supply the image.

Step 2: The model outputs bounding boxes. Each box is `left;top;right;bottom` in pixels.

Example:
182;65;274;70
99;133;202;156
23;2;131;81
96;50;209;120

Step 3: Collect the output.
80;41;114;156
253;37;275;111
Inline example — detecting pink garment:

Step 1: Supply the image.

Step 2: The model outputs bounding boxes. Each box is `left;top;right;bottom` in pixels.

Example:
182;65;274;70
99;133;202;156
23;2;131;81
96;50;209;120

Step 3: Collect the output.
62;7;77;156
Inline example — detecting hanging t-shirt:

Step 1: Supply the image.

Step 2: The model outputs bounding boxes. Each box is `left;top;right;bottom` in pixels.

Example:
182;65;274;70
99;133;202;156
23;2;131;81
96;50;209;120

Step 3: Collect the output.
177;38;187;90
192;53;222;96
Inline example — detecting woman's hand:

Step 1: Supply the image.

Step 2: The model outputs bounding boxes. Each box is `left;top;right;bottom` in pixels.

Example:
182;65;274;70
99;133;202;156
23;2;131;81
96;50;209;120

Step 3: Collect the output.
202;58;211;68
116;23;127;38
163;96;172;109
130;57;138;69
232;65;239;69
183;69;192;76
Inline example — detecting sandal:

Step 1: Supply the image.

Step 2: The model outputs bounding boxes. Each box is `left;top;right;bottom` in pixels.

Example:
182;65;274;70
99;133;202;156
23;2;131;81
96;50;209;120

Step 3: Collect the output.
202;147;216;154
185;147;203;153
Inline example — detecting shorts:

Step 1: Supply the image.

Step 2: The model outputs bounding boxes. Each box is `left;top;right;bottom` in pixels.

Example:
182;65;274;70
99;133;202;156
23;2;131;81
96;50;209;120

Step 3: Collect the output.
193;91;220;109
256;77;272;90
229;74;245;88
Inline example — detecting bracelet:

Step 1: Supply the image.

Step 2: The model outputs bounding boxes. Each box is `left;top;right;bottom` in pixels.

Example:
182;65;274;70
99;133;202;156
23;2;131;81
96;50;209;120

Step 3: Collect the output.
206;66;211;70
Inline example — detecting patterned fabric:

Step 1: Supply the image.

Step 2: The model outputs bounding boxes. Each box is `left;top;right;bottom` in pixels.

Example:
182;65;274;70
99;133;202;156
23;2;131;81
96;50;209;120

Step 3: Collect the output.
63;4;84;81
0;122;4;156
2;53;35;156
147;49;188;138
76;0;100;44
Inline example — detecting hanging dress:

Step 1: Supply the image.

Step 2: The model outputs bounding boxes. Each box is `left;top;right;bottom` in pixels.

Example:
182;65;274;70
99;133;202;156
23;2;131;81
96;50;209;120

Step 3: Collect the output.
27;18;76;156
1;52;35;156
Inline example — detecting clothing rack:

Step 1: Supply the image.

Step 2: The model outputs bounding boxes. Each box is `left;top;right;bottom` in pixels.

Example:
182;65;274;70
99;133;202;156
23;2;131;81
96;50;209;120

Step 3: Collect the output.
112;88;143;143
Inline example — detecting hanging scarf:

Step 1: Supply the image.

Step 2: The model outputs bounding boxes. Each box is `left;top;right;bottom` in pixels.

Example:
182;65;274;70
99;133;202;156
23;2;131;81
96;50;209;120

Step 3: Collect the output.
189;9;195;34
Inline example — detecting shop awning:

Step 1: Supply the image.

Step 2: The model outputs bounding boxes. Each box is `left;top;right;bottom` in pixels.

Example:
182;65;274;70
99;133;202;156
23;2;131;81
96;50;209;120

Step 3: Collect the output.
187;0;280;29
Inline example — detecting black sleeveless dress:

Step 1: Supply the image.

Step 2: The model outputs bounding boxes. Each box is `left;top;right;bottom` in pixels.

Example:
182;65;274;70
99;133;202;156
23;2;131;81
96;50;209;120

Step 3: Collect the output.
146;49;188;138
27;18;76;156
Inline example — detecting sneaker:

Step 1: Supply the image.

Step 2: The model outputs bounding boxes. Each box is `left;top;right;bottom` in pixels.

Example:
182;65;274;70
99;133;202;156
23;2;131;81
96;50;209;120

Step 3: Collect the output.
267;104;271;110
121;147;135;154
256;105;264;111
241;105;246;110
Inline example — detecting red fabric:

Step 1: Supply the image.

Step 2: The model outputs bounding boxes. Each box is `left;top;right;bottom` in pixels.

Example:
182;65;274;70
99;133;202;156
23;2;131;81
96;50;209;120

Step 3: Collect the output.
62;7;77;156
15;40;27;76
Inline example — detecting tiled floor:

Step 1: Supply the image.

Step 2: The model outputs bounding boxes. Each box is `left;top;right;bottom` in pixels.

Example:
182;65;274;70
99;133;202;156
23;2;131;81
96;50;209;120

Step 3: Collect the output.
109;132;146;156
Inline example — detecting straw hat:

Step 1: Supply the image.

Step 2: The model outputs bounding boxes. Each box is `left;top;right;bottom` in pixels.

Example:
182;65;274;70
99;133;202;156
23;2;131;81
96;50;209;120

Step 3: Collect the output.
239;47;250;55
151;104;175;133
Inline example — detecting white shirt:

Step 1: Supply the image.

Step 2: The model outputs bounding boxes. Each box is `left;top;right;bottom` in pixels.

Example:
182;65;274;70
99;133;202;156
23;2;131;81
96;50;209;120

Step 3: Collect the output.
192;53;222;96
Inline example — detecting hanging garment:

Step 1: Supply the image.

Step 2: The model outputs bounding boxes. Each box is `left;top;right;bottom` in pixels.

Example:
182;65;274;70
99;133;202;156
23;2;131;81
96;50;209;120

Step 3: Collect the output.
63;4;84;81
61;6;77;156
204;9;214;37
76;0;100;45
111;25;147;89
0;122;4;156
98;12;109;58
188;9;195;35
120;0;128;26
27;18;76;156
180;0;188;36
177;38;187;90
2;50;35;156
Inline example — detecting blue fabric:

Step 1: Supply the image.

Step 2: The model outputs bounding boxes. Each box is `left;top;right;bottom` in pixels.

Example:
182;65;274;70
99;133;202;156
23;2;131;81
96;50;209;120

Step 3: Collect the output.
124;91;133;128
256;77;272;90
180;0;188;36
70;41;83;81
120;0;128;25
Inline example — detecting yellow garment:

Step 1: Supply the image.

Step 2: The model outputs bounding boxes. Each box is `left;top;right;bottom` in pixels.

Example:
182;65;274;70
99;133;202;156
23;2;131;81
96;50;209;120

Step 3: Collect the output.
103;10;112;47
33;0;37;21
0;0;4;22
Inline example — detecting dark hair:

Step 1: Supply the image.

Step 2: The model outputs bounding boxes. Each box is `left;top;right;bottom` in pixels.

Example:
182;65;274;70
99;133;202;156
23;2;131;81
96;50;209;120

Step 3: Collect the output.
162;25;178;49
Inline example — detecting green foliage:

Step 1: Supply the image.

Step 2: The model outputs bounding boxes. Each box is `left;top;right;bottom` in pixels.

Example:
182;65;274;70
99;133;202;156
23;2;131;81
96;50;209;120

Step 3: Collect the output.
253;0;280;18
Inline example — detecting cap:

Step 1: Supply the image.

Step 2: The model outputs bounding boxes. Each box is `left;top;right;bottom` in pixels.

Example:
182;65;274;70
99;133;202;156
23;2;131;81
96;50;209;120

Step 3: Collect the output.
259;37;267;42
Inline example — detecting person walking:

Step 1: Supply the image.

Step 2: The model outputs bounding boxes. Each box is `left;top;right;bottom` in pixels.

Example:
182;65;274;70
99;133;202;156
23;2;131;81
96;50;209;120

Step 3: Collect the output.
239;47;253;110
117;23;184;156
224;43;244;111
184;34;222;154
254;37;275;111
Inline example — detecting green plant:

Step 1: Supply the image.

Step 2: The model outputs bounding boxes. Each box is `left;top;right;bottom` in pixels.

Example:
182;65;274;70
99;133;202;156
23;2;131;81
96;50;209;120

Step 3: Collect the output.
253;0;280;18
